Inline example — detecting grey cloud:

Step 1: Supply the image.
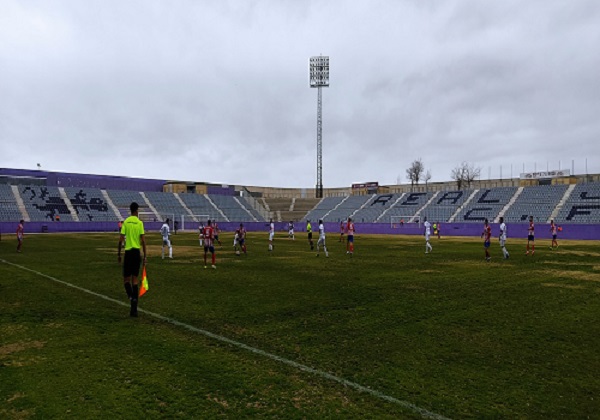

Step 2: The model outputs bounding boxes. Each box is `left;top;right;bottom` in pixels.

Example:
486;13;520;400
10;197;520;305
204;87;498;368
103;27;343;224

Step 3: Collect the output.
1;0;600;187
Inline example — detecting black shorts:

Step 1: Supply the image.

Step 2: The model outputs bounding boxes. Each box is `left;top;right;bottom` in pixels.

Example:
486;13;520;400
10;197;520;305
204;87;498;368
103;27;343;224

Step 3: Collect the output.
528;235;535;242
308;232;313;240
204;245;215;253
123;249;141;278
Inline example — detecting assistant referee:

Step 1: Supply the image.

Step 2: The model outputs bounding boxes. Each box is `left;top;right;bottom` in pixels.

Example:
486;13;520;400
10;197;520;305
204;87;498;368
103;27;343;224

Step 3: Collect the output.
118;202;147;317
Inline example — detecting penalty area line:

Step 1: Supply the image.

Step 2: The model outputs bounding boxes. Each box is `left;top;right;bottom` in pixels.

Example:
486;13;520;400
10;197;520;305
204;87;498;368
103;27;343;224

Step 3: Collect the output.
0;258;450;420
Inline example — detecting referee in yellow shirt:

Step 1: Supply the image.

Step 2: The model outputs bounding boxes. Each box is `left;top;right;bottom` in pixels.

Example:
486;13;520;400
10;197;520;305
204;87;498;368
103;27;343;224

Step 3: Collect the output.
118;202;147;317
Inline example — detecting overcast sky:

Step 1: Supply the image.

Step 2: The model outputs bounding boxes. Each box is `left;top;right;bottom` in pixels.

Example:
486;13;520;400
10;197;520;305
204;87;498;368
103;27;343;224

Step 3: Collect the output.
1;0;600;188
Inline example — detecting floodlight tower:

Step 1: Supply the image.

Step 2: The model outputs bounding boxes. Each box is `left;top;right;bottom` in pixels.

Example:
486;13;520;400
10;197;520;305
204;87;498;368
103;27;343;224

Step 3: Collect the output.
309;55;329;198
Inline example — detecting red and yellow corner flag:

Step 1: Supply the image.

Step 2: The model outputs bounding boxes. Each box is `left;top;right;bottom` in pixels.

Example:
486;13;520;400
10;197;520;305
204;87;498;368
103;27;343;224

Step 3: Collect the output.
139;266;149;297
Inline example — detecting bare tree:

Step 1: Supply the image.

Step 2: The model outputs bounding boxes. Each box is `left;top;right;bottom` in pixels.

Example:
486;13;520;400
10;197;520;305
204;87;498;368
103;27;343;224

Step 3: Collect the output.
451;166;464;190
451;162;481;190
424;170;432;191
406;158;425;191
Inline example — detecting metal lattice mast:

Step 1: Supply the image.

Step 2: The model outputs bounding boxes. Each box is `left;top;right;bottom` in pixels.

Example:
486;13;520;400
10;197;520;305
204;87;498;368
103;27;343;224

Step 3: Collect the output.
316;86;323;198
309;55;329;199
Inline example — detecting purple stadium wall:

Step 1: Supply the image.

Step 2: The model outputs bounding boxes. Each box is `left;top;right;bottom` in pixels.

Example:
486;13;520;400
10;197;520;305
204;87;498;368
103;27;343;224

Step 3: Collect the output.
0;168;166;191
1;221;596;240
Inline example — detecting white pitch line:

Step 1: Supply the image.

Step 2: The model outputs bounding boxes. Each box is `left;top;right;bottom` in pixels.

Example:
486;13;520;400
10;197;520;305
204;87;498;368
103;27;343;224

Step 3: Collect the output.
1;258;450;420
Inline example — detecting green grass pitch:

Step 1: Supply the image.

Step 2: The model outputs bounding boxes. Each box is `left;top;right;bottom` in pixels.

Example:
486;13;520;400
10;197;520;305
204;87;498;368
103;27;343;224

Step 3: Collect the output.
1;231;599;418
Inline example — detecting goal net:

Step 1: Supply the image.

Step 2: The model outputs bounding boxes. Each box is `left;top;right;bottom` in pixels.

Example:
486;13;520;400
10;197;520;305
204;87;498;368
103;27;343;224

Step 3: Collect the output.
390;215;421;228
138;212;175;230
181;214;210;231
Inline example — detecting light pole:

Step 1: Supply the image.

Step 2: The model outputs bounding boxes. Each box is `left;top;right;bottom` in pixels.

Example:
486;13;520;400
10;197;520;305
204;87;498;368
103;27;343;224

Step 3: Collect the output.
309;55;329;198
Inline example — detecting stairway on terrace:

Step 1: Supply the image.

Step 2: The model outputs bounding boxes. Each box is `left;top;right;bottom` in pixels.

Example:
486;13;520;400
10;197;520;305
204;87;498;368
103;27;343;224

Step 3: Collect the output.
262;197;320;222
290;198;321;221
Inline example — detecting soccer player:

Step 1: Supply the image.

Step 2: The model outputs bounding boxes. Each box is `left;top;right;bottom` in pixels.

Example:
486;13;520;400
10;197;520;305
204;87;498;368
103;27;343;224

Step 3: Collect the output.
433;222;438;238
423;217;433;254
117;202;147;317
482;218;492;262
436;222;441;239
345;217;355;255
160;218;173;259
16;219;24;253
550;219;559;249
526;215;535;255
339;221;345;242
198;222;205;247
203;220;217;269
213;221;222;246
268;219;275;252
288;221;295;240
316;219;329;257
499;216;510;259
235;223;247;255
306;219;314;250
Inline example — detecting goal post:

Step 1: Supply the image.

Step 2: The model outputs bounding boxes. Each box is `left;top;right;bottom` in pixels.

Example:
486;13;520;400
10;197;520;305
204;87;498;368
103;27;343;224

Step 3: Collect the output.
181;214;210;231
390;215;421;228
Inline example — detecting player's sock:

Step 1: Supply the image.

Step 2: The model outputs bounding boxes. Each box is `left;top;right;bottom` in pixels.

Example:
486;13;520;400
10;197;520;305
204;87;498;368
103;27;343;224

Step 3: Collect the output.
130;284;139;316
324;246;328;257
124;283;133;300
161;246;164;259
169;246;172;258
212;254;216;265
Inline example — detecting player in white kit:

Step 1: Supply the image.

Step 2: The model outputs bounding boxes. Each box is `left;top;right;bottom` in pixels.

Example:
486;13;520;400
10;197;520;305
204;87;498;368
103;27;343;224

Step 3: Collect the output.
499;216;509;259
160;219;173;259
316;219;329;257
268;219;275;252
423;217;433;254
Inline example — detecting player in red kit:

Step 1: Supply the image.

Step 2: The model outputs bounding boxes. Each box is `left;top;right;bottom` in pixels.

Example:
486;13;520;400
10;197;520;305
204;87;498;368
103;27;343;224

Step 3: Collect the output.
345;217;355;255
203;220;217;269
213;221;222;246
526;215;535;255
481;218;491;262
16;220;25;252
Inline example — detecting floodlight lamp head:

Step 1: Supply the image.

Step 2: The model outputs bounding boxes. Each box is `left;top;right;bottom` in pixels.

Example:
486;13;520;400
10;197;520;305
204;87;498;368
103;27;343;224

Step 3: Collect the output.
309;56;329;88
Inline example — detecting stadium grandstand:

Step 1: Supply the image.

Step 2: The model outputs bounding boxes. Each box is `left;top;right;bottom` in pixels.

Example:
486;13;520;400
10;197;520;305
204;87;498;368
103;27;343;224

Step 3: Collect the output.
1;168;600;238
